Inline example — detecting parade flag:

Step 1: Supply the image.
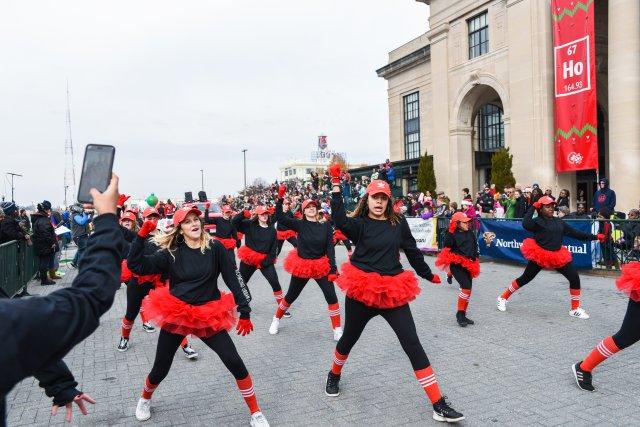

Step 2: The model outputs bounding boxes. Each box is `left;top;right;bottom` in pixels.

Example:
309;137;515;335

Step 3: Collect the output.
552;0;598;172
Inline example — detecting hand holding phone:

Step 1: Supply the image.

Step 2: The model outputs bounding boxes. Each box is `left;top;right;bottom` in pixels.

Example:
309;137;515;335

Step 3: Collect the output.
90;174;119;216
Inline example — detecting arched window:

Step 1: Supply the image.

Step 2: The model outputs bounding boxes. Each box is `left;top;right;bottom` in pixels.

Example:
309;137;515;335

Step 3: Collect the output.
477;103;504;152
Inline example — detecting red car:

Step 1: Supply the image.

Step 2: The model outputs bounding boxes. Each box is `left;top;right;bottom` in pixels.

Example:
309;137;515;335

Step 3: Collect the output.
181;201;222;234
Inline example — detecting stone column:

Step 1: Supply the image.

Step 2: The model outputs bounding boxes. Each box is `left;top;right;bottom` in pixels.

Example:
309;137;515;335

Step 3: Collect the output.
608;0;640;212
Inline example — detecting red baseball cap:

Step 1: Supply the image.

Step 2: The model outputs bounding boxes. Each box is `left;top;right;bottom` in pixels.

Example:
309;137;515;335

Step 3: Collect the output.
301;199;318;211
366;180;391;198
451;212;471;223
255;206;269;215
172;206;202;226
120;212;136;223
143;207;160;219
537;196;557;206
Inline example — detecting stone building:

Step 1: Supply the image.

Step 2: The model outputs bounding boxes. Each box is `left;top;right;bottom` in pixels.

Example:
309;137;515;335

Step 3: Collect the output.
377;0;638;211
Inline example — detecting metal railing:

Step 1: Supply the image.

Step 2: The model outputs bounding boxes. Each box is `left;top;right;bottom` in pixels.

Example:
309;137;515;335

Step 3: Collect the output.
0;240;38;297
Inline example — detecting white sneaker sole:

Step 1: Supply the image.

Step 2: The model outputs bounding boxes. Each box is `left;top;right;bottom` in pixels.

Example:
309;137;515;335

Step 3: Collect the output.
184;353;198;359
497;299;507;312
325;390;340;397
433;412;465;423
143;328;156;333
117;344;129;352
136;413;151;422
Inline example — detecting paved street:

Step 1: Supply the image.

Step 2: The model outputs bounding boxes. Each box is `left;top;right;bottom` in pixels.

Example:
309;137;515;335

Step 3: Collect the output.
7;244;640;426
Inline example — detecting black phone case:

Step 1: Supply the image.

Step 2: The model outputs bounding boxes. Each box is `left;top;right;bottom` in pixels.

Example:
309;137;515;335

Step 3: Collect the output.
77;144;115;203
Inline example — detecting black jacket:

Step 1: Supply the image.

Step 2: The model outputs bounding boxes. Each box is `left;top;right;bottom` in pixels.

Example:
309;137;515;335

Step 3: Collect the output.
0;214;123;419
477;193;494;213
443;230;478;260
232;213;278;266
513;197;527;219
0;217;27;244
522;206;597;250
31;212;57;256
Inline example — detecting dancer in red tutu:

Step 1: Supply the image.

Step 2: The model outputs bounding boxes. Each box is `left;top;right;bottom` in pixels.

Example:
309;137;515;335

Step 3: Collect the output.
205;203;239;268
233;205;288;317
572;262;640;391
496;196;604;318
435;212;480;327
276;198;298;256
269;184;342;340
324;165;464;423
127;206;269;426
332;225;353;257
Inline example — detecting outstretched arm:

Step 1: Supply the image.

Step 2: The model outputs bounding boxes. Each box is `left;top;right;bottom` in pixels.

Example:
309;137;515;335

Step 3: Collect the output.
400;218;437;282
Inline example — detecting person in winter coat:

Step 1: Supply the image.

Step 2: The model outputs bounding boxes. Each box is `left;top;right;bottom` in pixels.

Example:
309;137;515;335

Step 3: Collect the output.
70;206;93;268
513;189;528;219
0;202;30;245
31;201;59;286
556;189;570;210
593;178;616;213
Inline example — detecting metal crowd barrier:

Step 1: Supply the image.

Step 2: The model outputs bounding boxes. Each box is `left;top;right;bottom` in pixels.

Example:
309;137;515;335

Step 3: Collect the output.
0;240;38;297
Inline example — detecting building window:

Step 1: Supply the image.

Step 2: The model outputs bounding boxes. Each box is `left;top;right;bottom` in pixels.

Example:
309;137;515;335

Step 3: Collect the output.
403;92;420;160
408;178;418;193
477;103;504;152
468;12;488;59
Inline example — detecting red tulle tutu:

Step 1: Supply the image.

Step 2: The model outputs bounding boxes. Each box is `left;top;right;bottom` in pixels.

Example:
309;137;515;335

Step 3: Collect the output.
616;262;640;302
336;262;420;309
283;249;330;279
122;260;164;287
237;232;244;241
121;260;133;283
435;248;481;278
141;286;237;337
333;229;348;244
237;245;267;268
277;229;298;241
520;238;572;269
215;236;237;250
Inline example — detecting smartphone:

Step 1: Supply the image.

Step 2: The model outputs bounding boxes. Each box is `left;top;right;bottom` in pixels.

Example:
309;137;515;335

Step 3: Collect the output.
77;144;115;203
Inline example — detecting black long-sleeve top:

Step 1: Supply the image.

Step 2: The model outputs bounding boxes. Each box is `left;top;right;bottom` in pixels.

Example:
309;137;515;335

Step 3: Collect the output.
0;217;27;244
522;206;597;250
443;230;478;260
275;198;336;269
331;192;434;279
204;212;238;240
232;213;277;265
127;237;250;318
276;210;295;231
0;214;123;416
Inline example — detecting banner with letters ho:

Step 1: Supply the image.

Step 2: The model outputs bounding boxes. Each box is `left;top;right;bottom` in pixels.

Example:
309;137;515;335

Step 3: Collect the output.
478;219;594;269
552;0;598;172
406;218;438;253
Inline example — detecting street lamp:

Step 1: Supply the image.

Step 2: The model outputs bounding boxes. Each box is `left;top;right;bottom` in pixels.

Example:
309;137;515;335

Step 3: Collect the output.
6;172;22;203
241;149;248;191
200;169;204;191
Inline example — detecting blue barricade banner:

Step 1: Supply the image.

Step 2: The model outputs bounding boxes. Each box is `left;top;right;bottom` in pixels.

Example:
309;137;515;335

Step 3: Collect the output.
478;219;594;269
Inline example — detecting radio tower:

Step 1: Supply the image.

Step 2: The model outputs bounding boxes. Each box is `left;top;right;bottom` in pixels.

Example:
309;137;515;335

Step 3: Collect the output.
63;80;76;208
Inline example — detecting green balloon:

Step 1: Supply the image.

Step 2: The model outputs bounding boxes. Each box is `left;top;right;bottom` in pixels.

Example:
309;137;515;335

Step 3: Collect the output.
146;193;158;207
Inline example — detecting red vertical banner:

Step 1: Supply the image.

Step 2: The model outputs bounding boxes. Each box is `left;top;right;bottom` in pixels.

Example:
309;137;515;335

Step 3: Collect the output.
552;0;598;172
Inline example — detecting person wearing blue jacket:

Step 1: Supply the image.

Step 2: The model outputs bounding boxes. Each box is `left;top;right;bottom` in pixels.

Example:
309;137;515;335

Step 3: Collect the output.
71;207;93;268
593;178;616;214
0;175;123;424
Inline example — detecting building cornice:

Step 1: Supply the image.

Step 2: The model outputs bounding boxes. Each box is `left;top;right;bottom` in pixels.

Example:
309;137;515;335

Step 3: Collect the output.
376;45;431;79
426;23;449;44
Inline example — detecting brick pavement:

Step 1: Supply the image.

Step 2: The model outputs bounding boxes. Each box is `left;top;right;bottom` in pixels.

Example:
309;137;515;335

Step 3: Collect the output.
6;244;640;426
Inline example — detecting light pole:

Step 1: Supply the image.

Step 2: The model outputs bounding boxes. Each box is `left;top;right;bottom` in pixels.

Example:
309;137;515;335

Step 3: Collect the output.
200;169;204;191
6;172;22;203
241;149;248;192
64;185;69;208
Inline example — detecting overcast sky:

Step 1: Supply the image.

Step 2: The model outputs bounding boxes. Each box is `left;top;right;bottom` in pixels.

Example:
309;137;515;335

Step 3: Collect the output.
0;0;428;207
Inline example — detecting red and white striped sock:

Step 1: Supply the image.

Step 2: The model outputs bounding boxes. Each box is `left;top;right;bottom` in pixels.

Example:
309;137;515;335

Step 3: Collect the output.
274;299;290;320
580;336;620;372
414;366;442;404
180;337;189;348
500;280;520;300
121;318;134;339
457;289;471;313
236;375;260;415
328;303;341;329
570;289;581;310
331;350;348;375
273;290;284;305
141;376;158;400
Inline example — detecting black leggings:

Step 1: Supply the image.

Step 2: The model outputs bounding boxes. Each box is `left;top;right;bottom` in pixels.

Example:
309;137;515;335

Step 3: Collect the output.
148;329;248;385
336;297;430;371
125;280;154;322
450;264;472;290
335;240;352;251
284;276;338;306
612;299;640;350
516;261;580;289
277;237;298;255
239;262;282;293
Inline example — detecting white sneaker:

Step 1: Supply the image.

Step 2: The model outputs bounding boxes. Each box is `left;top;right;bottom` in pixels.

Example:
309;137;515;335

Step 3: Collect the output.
250;411;270;427
268;317;279;335
569;307;590;319
142;322;156;333
182;345;199;359
333;327;343;342
135;397;151;421
497;297;507;312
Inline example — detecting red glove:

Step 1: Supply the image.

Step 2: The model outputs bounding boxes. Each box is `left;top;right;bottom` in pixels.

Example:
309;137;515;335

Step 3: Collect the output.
328;273;339;282
117;194;130;207
204;201;211;210
597;233;606;242
533;201;542;209
138;220;157;238
429;274;441;284
328;164;342;186
236;318;253;336
278;184;287;199
243;210;251;219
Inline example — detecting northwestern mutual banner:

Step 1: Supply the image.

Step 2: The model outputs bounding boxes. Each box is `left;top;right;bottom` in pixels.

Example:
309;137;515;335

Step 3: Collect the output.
479;219;594;269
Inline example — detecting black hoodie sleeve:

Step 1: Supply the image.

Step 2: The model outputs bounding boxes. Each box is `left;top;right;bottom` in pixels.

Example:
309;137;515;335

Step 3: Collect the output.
330;191;362;241
400;217;434;280
232;212;251;233
522;206;542;232
562;221;598;241
34;359;81;407
214;241;251;319
326;223;336;271
275;199;300;232
127;236;170;275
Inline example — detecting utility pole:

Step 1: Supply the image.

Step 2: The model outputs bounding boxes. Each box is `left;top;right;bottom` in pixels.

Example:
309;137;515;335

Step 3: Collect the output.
64;185;69;208
200;169;204;191
64;80;77;207
6;172;22;202
242;149;248;192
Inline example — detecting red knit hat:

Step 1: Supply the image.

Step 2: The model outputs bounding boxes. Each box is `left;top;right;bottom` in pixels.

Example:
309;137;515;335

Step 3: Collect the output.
301;199;318;211
172;206;202;226
366;180;391;197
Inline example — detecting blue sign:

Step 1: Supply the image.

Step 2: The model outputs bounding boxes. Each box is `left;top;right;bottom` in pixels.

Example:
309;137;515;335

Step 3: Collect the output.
478;219;594;269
